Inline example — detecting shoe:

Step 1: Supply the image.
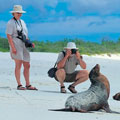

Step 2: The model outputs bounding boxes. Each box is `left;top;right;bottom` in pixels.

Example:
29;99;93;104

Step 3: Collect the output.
17;85;26;90
68;85;77;93
26;85;38;90
60;86;66;93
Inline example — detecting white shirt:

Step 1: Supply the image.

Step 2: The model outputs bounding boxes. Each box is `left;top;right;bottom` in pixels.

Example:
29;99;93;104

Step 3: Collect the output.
56;51;80;74
6;18;28;39
6;18;30;62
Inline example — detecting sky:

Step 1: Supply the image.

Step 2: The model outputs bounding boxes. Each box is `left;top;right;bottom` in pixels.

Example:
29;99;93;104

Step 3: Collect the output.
0;0;120;43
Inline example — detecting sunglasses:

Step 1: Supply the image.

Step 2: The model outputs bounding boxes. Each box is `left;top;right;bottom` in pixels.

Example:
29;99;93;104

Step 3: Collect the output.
16;12;22;14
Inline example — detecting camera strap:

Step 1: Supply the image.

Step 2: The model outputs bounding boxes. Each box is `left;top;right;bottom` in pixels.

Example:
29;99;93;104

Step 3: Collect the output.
13;17;32;48
13;17;25;42
13;17;23;32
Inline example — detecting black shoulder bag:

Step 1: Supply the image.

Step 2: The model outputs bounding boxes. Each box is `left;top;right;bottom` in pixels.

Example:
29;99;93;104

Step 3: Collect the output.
47;63;57;78
47;51;65;78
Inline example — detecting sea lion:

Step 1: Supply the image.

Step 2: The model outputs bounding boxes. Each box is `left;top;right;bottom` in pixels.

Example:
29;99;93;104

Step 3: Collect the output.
49;64;120;113
113;92;120;101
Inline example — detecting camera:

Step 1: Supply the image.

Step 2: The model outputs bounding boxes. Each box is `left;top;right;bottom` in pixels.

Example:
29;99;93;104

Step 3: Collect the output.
25;39;33;48
71;49;77;54
17;30;33;48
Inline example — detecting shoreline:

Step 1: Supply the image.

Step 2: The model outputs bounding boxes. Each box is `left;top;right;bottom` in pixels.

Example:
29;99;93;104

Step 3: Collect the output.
90;53;120;60
1;52;120;60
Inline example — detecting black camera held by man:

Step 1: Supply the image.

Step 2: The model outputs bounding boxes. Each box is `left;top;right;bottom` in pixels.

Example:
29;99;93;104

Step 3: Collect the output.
71;49;83;59
17;30;33;48
71;49;77;54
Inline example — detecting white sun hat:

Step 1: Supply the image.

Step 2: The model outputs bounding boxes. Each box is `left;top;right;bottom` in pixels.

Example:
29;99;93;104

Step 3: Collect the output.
10;5;26;13
64;42;78;49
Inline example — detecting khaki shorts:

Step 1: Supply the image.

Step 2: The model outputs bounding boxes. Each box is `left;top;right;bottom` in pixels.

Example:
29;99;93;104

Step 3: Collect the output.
55;71;79;82
10;39;30;62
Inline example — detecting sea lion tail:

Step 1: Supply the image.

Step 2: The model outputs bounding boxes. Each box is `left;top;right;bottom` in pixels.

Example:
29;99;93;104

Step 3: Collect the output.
49;108;72;112
108;110;120;114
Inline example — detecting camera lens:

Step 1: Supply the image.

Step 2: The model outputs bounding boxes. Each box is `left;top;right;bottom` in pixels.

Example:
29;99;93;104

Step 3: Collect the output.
71;49;77;54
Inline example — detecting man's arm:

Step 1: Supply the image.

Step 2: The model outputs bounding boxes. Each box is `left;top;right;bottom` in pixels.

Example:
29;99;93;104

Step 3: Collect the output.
76;51;86;69
57;49;71;69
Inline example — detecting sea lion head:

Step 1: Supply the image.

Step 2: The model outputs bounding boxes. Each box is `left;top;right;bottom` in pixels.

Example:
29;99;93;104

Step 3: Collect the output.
113;93;120;101
89;64;100;80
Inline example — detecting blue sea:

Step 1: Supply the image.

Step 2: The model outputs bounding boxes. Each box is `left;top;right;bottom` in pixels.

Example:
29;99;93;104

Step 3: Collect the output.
1;32;120;43
29;33;120;43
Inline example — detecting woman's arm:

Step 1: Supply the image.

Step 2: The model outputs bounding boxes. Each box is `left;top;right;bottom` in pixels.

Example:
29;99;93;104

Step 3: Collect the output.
7;34;16;54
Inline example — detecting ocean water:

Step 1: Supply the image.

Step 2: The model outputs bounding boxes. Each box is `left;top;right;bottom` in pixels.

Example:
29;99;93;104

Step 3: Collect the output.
29;33;120;43
1;32;120;43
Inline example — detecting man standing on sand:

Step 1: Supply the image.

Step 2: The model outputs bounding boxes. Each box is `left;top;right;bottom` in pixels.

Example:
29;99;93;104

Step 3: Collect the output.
55;42;89;93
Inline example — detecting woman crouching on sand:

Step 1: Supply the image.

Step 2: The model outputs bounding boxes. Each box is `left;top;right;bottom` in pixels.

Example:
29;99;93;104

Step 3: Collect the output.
6;5;37;90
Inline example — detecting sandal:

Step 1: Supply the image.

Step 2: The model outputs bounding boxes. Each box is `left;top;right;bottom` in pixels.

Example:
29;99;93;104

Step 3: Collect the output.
17;85;26;90
60;86;66;93
68;85;77;93
26;85;38;90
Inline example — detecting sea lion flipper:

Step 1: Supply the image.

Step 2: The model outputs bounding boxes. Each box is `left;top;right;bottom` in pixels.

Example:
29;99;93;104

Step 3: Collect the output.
48;108;72;112
102;104;120;114
102;103;111;112
109;110;120;114
49;108;90;112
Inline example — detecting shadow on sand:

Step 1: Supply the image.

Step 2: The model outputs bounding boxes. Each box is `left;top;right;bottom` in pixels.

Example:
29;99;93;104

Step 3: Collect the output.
41;90;72;94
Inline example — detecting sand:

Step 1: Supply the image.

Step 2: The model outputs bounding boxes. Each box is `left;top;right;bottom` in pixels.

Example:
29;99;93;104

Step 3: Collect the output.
0;52;120;120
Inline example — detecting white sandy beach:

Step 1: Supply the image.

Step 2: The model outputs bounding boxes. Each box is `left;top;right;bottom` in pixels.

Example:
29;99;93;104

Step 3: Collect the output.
0;52;120;120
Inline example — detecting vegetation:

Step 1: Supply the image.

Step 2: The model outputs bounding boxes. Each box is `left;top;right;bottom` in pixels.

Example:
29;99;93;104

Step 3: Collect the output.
0;37;9;52
1;36;120;55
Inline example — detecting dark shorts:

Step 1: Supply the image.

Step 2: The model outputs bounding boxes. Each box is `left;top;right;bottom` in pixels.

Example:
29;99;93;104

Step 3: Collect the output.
55;71;79;83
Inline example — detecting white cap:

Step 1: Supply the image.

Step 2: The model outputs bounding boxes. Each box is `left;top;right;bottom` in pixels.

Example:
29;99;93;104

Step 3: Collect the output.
10;5;26;13
64;42;78;49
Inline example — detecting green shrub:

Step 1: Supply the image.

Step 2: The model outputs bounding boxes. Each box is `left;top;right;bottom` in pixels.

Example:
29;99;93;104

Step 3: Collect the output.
1;36;120;55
